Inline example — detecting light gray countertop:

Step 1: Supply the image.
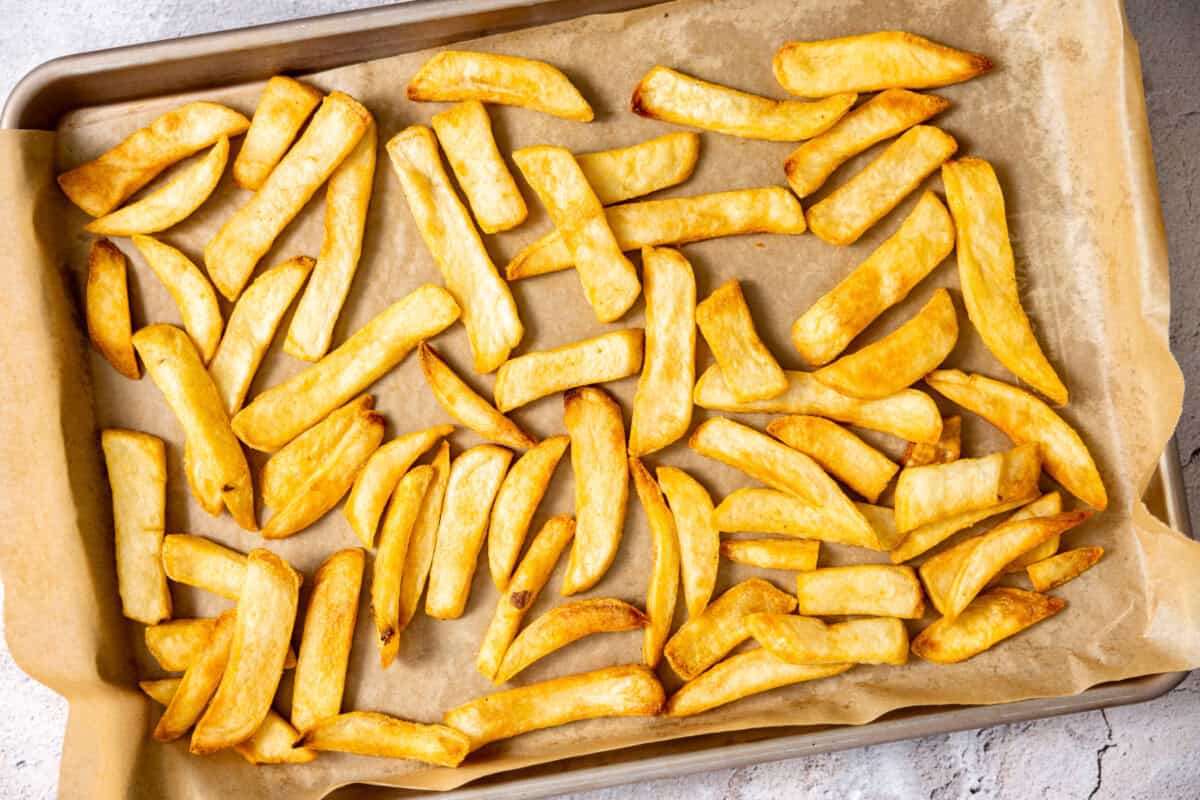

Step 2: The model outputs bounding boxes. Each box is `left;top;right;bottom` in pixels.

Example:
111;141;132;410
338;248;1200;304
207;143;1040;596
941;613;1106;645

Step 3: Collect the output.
1;1;1197;797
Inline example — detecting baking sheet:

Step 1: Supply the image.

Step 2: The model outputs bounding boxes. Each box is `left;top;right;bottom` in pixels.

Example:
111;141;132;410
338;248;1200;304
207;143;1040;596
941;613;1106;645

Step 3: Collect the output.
1;0;1199;797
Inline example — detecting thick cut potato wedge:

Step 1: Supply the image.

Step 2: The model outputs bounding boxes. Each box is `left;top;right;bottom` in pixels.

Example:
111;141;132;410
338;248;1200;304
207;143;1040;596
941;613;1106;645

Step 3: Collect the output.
889;498;1030;564
494;329;643;413
577;133;699;205
716;488;885;550
432;101;527;233
665;648;850;717
373;466;434;668
86;239;140;379
299;712;468;766
145;618;297;672
721;538;820;571
132;235;223;364
419;343;536;451
631;458;680;668
233;76;324;190
495;598;647;684
398;441;452;631
407;50;594;121
162;534;247;600
894;443;1041;533
1001;492;1064;572
488;436;570;590
767;416;898;503
902;414;961;468
912;587;1064;664
1027;547;1104;592
657;466;719;619
795;565;925;618
854;503;907;551
696;279;788;403
154;610;235;742
749;614;908;666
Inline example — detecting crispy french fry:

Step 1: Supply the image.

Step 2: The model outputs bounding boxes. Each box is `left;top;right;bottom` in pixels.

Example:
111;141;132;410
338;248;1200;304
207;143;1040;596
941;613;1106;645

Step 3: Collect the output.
663;578;796;681
419;343;536;451
630;458;680;668
631;65;855;141
773;32;993;96
138;678;181;705
902;414;961;467
577;133;699;205
477;515;574;681
889;498;1030;564
58;101;248;217
101;429;170;624
721;538;820;572
425;445;513;619
807;126;957;246
398;441;452;631
749;614;908;665
374;466;433;668
488;436;570;589
493;330;643;413
154;610;235;742
562;387;630;596
657;466;719;619
629;247;695;456
206;92;371;300
132;235;223;364
894;443;1041;533
912;587;1064;664
696;279;788;402
432;101;527;233
1027;547;1104;592
408;50;591;119
1001;492;1064;573
855;503;907;550
665;648;850;717
767;416;898;503
292;549;364;733
162;534;246;600
299;712;468;766
388;126;523;372
716;488;885;550
506;187;806;280
145;618;217;672
233;76;324;190
795;565;925;618
495;598;647;684
86;239;139;379
233;284;459;451
445;664;663;751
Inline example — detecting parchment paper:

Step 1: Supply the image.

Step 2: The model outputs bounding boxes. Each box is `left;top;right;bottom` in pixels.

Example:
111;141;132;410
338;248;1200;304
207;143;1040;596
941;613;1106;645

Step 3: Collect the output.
1;0;1198;797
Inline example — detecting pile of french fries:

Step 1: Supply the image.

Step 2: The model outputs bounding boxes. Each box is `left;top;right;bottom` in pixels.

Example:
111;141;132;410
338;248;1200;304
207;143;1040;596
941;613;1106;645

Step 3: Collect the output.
68;31;1110;770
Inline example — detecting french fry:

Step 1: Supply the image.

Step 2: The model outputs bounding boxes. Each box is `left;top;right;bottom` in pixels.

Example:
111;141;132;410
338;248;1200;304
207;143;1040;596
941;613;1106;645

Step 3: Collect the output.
373;467;433;668
630;458;680;668
206;92;371;300
773;32;993;96
292;549;364;733
1001;492;1064;573
145;618;218;672
815;289;958;400
795;565;925;618
721;539;820;572
398;441;452;631
577;133;699;205
138;678;181;705
716;488;885;550
476;515;574;681
208;255;313;415
663;578;796;681
506;186;807;280
233;76;324;190
855;503;908;550
495;598;648;684
1027;547;1104;592
657;466;719;619
791;191;956;365
493;329;644;413
911;587;1065;664
807;126;958;246
631;65;855;141
101;429;170;624
192;550;302;754
894;443;1041;532
154;610;235;742
85;137;229;235
942;158;1068;404
132;235;224;364
444;664;664;751
784;89;950;198
629;247;695;456
748;614;908;666
696;279;788;402
693;365;942;444
425;445;513;619
766;416;898;503
408;50;593;120
86;239;140;379
419;343;536;451
889;498;1030;564
488;436;570;590
388;126;523;372
162;534;246;600
298;712;469;766
902;414;961;468
665;648;850;717
233;284;459;451
561;387;630;596
431;101;527;233
513;145;642;323
132;325;255;529
58;101;248;217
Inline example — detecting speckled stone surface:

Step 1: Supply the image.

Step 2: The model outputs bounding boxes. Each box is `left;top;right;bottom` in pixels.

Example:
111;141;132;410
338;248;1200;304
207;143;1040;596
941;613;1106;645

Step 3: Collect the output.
0;1;1196;798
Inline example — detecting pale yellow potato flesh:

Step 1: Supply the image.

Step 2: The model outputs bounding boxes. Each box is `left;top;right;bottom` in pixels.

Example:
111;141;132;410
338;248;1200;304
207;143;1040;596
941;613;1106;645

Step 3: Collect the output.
299;711;469;766
749;614;908;665
162;534;247;601
419;342;536;451
488;436;570;590
919;537;990;616
854;503;907;550
132;235;224;364
431;101;527;233
902;414;962;467
154;609;235;742
911;587;1064;664
657;466;719;619
665;648;851;717
576;132;699;205
86;239;140;379
716;488;885;550
1000;492;1064;573
889;498;1030;564
145;618;218;672
495;598;647;684
696;279;788;403
795;565;925;618
630;458;680;668
233;76;324;190
398;442;452;631
1027;546;1104;592
767;416;898;503
493;329;644;413
373;466;433;668
720;538;820;572
894;443;1041;533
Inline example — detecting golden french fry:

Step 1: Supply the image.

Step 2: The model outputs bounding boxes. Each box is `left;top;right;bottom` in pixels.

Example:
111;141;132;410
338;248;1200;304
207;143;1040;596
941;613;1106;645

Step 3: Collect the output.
398;441;452;631
663;578;796;681
665;648;850;717
577;132;699;205
1027;547;1104;592
233;76;324;190
58;101;248;217
425;445;513;619
767;416;898;503
561;387;630;596
773;32;993;96
261;394;375;510
374;467;434;668
145;618;217;671
795;565;925;618
894;443;1041;533
807;126;957;246
493;329;644;413
721;538;819;572
233;284;459;451
495;598;647;684
85;137;229;235
513;145;641;323
506;186;806;280
292;549;364;733
408;50;593;121
855;503;907;550
138;677;181;705
716;488;885;550
445;664;663;751
657;466;719;619
630;458;680;668
133;325;255;529
388;126;523;372
101;429;170;624
488;436;570;590
419;343;536;451
431;101;527;233
477;515;574;681
86;239;140;379
696;279;788;403
132;235;223;364
154;610;235;742
192;550;302;754
162;534;246;600
208;255;313;415
815;289;958;400
912;587;1064;664
889;498;1031;564
299;711;468;766
1001;492;1064;573
206;92;371;300
902;414;961;467
749;614;908;666
629;247;695;456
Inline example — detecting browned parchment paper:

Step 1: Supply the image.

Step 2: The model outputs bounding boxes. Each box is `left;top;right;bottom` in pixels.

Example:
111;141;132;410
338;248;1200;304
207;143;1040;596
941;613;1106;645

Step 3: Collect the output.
1;0;1198;796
